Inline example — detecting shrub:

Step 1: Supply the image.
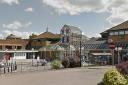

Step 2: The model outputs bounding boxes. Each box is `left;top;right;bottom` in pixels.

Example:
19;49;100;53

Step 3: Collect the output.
116;61;128;74
62;57;80;68
69;57;80;68
51;59;62;69
103;69;127;85
62;57;70;68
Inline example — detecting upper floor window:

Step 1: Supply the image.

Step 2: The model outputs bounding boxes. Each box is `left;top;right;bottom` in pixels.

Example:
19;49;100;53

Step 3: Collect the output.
114;32;118;35
109;32;115;35
119;30;125;35
125;30;128;34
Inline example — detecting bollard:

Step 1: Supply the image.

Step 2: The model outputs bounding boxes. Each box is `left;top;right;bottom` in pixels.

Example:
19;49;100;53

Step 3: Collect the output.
15;64;17;70
37;64;38;71
21;62;22;72
8;66;9;73
11;64;13;72
4;67;6;74
14;61;17;70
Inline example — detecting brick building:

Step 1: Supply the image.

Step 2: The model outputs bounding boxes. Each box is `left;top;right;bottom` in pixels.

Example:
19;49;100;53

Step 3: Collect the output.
0;34;28;50
101;20;128;48
27;29;61;50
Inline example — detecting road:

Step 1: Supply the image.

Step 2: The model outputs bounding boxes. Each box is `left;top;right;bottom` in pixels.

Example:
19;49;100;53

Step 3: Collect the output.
0;66;112;85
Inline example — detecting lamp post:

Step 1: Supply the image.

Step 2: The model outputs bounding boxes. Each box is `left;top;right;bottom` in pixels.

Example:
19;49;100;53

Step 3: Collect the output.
79;32;82;67
115;47;122;64
14;49;17;70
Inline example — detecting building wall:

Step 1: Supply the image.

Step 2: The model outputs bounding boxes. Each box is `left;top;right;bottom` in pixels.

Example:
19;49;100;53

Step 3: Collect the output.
108;30;128;42
61;25;82;50
0;45;24;50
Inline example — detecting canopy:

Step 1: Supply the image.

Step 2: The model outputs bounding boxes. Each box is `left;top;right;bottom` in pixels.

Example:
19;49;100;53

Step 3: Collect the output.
51;45;65;51
39;45;65;51
91;53;112;56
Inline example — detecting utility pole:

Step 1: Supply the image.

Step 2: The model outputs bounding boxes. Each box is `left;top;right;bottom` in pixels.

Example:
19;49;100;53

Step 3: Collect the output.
79;33;82;67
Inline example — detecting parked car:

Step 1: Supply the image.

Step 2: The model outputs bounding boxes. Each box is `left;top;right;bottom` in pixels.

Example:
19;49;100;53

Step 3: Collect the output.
38;59;47;66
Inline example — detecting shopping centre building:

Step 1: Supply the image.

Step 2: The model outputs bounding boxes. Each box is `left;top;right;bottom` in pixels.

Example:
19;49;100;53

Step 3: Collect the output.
83;20;128;65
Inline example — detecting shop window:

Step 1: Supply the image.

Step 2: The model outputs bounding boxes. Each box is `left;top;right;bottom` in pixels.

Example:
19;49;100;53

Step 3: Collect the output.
0;45;2;50
17;46;22;49
5;46;12;49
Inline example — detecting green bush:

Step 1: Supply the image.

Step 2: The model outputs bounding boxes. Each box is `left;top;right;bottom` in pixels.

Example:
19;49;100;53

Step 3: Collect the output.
51;59;62;69
103;69;127;85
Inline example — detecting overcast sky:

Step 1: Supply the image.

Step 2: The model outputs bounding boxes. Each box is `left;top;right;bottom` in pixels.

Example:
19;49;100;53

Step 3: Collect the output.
0;0;128;39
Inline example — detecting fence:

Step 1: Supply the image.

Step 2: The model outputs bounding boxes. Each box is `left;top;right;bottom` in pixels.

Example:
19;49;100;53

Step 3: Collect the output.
0;59;51;75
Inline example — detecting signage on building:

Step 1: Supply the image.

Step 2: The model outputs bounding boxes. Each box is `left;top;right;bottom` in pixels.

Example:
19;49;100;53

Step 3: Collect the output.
108;39;115;49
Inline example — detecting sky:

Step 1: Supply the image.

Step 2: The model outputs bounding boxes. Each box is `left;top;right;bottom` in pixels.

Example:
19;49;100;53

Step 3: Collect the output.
0;0;128;39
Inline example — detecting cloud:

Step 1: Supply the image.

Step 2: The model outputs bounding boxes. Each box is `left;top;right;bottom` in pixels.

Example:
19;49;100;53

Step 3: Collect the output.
3;21;22;30
24;7;34;12
3;21;32;30
0;0;20;5
2;30;39;39
0;34;4;39
25;22;32;27
95;33;101;37
107;4;128;25
42;0;106;15
42;0;128;26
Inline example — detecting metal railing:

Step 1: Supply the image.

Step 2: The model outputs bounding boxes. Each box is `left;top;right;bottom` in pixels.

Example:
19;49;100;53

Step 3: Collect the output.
0;60;51;75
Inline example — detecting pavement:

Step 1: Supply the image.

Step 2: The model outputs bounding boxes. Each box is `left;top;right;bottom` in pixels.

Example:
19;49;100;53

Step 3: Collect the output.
0;66;112;85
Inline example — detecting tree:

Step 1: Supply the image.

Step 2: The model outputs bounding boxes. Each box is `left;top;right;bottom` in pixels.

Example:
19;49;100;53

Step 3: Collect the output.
29;33;37;39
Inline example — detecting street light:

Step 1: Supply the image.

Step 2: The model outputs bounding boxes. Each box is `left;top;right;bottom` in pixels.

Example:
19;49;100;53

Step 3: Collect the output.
115;47;122;64
14;49;17;70
79;32;82;67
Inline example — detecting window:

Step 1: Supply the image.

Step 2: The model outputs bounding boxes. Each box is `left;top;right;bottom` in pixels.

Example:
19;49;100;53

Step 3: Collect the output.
118;30;125;39
119;30;125;35
5;46;12;49
17;46;22;49
114;31;118;35
109;32;115;35
0;45;2;49
119;35;125;39
125;30;128;34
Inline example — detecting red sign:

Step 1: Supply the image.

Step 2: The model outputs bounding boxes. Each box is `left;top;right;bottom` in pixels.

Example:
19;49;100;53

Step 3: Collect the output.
108;39;115;49
109;42;115;49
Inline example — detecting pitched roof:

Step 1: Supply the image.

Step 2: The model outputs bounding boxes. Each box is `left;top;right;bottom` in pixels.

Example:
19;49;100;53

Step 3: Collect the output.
108;20;128;31
34;32;61;39
100;21;128;34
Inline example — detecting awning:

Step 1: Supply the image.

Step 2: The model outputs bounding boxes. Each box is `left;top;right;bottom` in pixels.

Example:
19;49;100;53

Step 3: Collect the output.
91;53;112;56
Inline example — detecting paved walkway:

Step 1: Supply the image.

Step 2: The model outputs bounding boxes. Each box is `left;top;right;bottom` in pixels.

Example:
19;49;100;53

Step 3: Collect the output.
0;66;112;85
